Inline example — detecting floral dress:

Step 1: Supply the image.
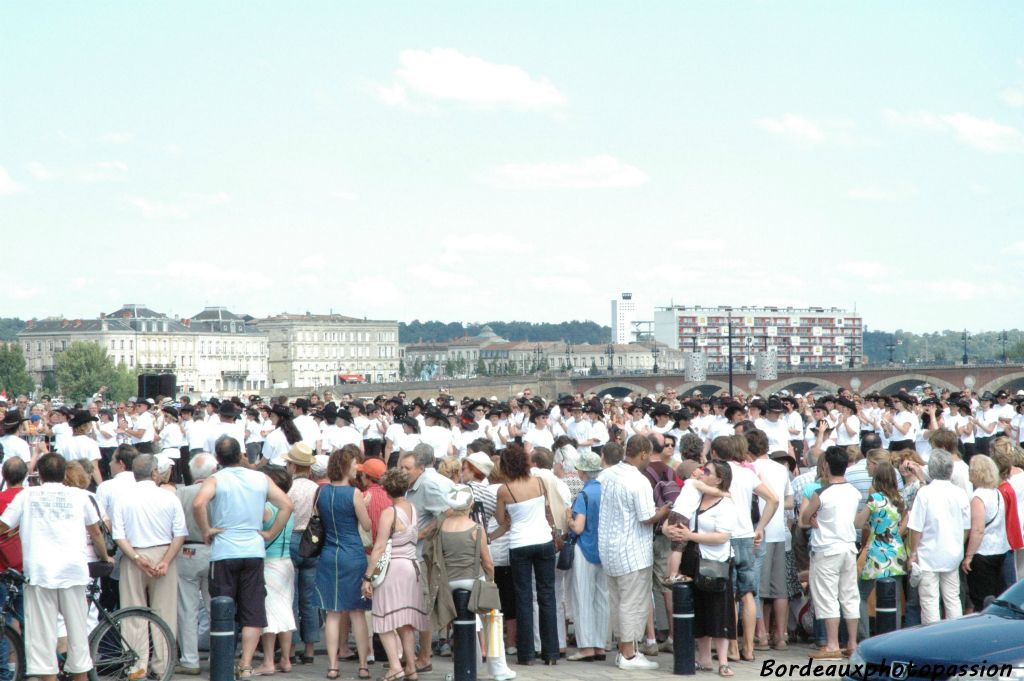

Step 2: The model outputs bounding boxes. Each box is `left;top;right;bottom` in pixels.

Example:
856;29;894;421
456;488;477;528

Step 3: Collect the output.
860;492;907;580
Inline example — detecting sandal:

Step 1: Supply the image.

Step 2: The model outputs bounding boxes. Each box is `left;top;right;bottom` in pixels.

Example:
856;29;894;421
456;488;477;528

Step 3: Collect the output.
719;664;735;677
238;667;255;681
358;668;372;680
695;662;713;672
414;663;432;673
379;672;405;681
326;670;340;680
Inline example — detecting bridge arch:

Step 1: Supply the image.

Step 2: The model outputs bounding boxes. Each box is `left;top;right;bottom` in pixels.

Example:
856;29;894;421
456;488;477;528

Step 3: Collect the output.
588;381;650;399
862;373;958;395
669;380;732;397
762;378;844;397
977;371;1024;396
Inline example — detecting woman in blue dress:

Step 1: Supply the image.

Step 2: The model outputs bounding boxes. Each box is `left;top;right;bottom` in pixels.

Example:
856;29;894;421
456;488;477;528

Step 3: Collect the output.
316;446;374;679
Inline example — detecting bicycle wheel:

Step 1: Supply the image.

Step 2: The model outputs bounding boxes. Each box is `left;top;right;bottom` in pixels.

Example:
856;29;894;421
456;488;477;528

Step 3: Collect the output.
0;625;23;681
88;607;176;681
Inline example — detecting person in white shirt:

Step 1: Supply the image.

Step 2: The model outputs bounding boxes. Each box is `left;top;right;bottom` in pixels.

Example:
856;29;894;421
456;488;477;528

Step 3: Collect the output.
522;411;555;452
48;407;74;452
834;397;861;450
586;405;610;454
158;406;187;482
566;406;592;457
95;410;120;480
244;408;265;465
361;403;387;459
181;406;207;455
96;444;140;526
973;393;998;455
112;454;188;678
291;399;322;453
205;402;246;456
798;446;864;660
420;408;455;460
747;430;794;651
884;394;918;452
756;398;794;456
597;435;670;671
126;400;156;454
0;453;113;680
324;408;364;455
906;448;970;625
1;410;38;470
59;411;103;486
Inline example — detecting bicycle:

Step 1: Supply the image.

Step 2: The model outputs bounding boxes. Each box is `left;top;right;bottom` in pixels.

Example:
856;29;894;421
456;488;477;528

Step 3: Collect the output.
0;566;177;681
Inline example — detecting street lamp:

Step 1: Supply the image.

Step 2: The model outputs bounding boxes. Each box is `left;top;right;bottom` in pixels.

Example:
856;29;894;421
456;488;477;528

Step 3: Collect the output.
651;345;660;374
962;329;970;366
1002;331;1009;364
744;336;753;371
533;344;543;373
607;342;615;374
886;335;897;364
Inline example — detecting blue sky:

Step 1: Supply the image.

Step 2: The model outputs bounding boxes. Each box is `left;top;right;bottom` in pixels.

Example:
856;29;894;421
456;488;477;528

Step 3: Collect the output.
1;2;1022;333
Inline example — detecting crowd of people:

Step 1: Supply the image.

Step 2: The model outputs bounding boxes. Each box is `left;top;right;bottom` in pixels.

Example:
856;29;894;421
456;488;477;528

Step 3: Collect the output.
2;380;1024;680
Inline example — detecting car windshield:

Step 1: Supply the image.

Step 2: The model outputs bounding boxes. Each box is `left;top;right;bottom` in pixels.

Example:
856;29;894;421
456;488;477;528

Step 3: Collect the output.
989;579;1024;611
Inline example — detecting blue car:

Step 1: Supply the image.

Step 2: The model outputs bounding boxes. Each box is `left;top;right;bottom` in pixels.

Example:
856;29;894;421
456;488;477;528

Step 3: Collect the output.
844;579;1024;681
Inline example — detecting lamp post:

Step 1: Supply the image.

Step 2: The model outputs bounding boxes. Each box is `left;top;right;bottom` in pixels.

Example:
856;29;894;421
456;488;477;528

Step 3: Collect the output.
962;329;970;366
564;343;570;372
1002;330;1009;364
533;344;543;373
605;342;614;375
886;335;897;364
651;345;660;374
744;336;753;371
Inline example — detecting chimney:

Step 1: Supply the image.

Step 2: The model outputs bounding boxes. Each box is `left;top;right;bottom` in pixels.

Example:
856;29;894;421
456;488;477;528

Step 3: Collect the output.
26;319;34;329
74;319;81;328
62;320;69;328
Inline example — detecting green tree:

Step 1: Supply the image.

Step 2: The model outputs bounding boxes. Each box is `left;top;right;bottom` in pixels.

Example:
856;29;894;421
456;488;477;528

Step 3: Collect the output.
476;358;488;376
41;371;58;394
0;344;34;396
56;341;125;402
108;362;139;402
589;359;600;376
1009;341;1024;362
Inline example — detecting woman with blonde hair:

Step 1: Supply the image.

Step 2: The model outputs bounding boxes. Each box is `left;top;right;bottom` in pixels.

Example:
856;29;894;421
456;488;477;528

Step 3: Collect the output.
856;461;907;622
962;455;1009;611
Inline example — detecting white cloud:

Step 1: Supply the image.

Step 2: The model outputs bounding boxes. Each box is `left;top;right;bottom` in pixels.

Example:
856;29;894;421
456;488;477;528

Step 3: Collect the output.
846;185;916;201
441;235;534;255
487;155;649;190
128;197;190;220
99;131;134;144
529;275;590;291
80;161;129;183
410;264;478;289
837;261;884;279
332;190;358;201
0;166;21;196
380;48;566;109
928;279;979;301
27;162;57;180
301;255;327;271
10;286;41;300
1000;87;1024;108
342;275;404;306
755;113;826;142
884;109;1024;153
1010;241;1024;255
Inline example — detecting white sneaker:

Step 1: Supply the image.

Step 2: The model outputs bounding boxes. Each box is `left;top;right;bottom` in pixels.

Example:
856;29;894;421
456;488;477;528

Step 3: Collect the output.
616;652;659;671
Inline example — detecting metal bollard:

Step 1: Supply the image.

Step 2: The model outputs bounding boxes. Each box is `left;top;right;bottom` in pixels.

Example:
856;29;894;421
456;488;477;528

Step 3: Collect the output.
672;582;695;675
875;578;899;635
451;589;477;681
210;596;237;681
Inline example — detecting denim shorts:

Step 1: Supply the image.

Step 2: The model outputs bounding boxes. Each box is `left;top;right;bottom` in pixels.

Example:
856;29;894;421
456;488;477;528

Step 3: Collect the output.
731;537;760;597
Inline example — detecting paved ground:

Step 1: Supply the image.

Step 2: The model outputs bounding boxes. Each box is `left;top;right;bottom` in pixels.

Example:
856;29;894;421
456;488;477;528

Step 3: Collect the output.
177;643;834;681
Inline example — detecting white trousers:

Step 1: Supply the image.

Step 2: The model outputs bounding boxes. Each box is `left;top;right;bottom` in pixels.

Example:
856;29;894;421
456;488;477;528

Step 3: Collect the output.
569;546;609;649
177;544;211;667
26;584;91;675
919;569;961;625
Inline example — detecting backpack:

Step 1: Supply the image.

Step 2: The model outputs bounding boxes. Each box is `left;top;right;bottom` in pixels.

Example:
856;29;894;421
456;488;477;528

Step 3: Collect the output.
645;465;681;532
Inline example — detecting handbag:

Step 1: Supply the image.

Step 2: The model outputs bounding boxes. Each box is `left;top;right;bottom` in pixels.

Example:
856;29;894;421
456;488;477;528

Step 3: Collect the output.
689;497;732;593
298;488;325;558
556;490;588;571
358;491;376;549
369;506;396;588
89;496;117;557
469;526;502;613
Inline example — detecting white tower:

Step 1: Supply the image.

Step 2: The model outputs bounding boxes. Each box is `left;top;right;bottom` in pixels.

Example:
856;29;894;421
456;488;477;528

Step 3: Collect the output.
611;292;636;344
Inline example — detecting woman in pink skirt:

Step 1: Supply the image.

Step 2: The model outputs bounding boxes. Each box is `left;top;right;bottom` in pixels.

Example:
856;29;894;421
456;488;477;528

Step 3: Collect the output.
362;469;428;681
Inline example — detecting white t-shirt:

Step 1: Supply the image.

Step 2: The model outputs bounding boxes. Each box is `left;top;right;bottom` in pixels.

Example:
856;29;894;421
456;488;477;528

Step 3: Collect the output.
972;488;1010;557
384;423;405;448
130;412;155;445
890;411;917;442
0;483;99;588
809;481;861;556
691;497;736;561
523;427;554;451
708;417;735;441
786;411;805;440
0;434;30;462
756;417;792;452
184;418;207;451
569;419;592;456
205;420;246;455
293;414;322;449
96;421;118;448
753;458;792;543
394;432;422;453
59;434;101;463
159;423;185;450
52;422;73;449
727;462;760;539
907;479;970;572
245;419;264;445
672;480;702;519
420;425;454;459
952;459;974;497
261;428;290;465
835;416;862;447
322;425;362;453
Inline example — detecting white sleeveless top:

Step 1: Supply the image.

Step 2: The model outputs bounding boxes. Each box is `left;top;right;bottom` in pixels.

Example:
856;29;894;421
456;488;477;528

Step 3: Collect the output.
506;494;550;550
